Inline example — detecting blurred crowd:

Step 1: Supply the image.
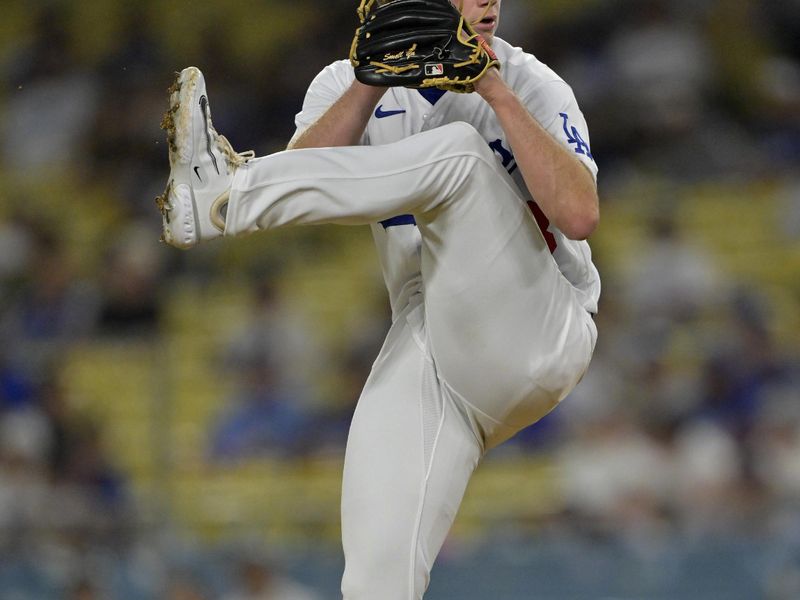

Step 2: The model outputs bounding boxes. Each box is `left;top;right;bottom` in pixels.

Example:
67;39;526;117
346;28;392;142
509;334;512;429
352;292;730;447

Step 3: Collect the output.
1;0;799;597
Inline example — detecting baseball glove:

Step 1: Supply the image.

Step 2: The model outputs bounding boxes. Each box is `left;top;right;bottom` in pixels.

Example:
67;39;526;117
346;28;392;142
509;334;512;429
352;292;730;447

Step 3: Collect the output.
349;0;499;93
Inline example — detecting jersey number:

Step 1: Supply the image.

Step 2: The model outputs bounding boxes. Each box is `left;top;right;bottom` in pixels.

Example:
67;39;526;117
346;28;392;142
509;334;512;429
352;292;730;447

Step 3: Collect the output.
528;201;557;253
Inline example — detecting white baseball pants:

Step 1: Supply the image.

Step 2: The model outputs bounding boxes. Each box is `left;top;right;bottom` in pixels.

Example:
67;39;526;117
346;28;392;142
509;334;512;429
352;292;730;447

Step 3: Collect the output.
225;122;597;599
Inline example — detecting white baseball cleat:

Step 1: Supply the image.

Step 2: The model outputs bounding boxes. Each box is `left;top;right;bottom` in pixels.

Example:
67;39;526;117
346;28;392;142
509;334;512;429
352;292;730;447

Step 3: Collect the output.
155;66;253;249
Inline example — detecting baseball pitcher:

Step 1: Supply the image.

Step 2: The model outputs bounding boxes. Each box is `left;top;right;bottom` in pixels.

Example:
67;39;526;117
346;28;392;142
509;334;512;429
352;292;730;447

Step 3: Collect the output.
155;0;600;597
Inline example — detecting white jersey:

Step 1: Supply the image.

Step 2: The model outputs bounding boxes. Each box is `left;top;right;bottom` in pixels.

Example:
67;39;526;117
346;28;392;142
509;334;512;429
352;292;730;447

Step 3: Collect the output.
293;37;601;317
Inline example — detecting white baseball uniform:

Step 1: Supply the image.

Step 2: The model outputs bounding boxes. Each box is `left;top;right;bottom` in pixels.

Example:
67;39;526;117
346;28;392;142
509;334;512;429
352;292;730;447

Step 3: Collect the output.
223;37;599;600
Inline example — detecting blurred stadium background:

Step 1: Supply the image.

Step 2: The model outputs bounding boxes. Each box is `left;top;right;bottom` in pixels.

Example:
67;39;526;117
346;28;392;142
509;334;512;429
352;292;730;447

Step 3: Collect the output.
1;0;799;598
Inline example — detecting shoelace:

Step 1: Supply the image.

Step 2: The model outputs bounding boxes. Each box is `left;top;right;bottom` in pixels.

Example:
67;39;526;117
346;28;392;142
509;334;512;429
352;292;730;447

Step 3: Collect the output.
213;129;255;168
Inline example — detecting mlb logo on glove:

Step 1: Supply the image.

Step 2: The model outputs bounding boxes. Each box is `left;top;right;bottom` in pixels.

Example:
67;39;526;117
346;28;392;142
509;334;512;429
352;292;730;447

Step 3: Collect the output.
425;63;445;76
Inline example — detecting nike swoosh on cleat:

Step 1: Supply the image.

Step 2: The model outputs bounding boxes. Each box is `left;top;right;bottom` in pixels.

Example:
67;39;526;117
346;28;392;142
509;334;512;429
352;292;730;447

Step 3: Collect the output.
375;105;406;118
193;166;202;181
199;95;220;175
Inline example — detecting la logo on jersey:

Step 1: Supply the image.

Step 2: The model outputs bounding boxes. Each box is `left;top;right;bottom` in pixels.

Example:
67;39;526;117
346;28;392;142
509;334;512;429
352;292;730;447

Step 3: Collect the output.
425;64;444;76
559;113;593;159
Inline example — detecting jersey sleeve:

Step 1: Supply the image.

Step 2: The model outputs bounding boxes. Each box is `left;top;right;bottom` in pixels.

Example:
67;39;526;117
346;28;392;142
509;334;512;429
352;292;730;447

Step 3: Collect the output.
521;80;598;183
289;61;368;146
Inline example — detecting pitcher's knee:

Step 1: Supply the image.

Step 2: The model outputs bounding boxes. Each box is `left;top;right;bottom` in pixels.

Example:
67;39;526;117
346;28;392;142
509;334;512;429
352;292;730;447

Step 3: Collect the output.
444;121;493;157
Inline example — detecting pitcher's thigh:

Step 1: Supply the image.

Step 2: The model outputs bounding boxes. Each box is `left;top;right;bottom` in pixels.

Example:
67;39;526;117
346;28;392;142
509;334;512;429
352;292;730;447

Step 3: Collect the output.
417;157;580;411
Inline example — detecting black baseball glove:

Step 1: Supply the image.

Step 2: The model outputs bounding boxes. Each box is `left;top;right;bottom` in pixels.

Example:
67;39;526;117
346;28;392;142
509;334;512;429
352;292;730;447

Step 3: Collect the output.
349;0;499;93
